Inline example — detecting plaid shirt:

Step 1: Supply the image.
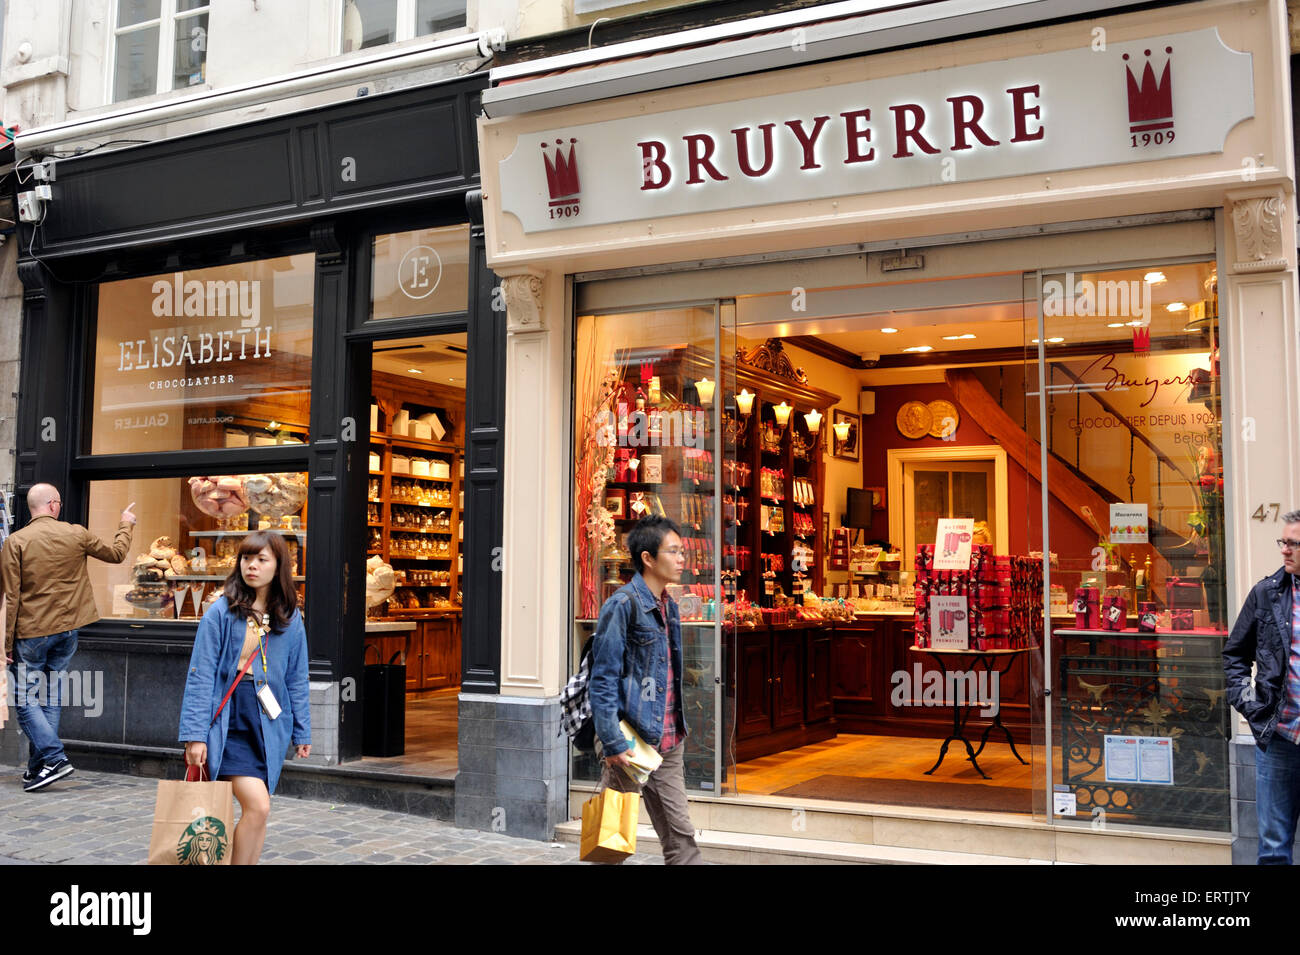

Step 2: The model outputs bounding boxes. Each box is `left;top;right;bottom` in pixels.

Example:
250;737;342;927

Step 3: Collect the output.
1273;577;1300;744
657;590;685;753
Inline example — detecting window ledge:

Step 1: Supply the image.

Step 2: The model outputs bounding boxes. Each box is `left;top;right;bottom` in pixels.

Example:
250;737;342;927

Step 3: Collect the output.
2;55;70;88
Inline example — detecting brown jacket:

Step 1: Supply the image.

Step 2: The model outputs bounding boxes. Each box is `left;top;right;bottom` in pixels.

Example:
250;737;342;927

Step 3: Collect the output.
1;515;134;653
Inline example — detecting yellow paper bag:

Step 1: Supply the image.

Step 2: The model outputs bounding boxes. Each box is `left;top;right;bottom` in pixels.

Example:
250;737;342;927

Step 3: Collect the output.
579;787;640;863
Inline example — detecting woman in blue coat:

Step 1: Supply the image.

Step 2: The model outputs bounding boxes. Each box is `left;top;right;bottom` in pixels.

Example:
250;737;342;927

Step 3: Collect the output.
179;530;311;866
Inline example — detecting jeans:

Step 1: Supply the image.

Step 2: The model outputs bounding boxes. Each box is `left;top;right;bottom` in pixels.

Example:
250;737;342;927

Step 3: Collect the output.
1256;732;1300;864
599;742;703;865
12;630;79;773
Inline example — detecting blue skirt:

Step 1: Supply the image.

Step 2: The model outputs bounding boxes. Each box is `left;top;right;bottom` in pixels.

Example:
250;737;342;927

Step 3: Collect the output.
218;679;268;783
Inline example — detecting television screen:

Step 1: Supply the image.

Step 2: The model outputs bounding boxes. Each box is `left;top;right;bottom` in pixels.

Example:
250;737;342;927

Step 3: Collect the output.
846;488;873;529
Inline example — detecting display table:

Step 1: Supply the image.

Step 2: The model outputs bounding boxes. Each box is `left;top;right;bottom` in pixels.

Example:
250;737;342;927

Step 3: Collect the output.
363;621;418;633
907;645;1033;779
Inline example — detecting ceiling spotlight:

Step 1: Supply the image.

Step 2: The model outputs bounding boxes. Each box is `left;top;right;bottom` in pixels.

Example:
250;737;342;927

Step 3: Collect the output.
942;333;977;341
1107;322;1126;328
880;327;899;334
1166;302;1187;312
1144;271;1167;284
903;345;933;353
1127;320;1144;327
1048;337;1065;343
407;368;424;374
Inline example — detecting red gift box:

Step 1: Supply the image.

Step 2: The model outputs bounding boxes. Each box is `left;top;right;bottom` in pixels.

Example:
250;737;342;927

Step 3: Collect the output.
1074;587;1100;630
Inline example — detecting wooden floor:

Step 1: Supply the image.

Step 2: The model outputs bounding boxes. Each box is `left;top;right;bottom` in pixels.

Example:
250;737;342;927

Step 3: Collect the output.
351;687;459;778
732;733;1037;806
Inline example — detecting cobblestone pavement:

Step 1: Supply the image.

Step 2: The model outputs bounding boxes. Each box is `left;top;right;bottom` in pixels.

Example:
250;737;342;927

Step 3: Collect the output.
0;765;663;865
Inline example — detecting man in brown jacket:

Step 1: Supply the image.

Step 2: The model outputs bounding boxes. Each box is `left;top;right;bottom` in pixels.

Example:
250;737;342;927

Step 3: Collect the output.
2;484;135;791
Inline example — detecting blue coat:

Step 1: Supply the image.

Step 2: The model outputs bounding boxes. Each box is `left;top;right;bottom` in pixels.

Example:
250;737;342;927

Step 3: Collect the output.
178;596;311;794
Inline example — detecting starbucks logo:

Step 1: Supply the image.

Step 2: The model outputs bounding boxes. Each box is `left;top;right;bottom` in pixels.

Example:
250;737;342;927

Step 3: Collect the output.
177;816;229;865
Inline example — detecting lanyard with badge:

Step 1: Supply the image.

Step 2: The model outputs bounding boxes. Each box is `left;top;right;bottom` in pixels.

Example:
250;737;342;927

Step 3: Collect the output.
251;612;282;720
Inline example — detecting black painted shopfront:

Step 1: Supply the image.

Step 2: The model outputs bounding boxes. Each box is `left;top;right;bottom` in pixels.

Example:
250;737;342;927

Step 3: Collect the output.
2;72;504;782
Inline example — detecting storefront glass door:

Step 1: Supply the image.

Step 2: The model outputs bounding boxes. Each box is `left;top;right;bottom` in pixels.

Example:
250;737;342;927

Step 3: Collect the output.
571;302;729;794
1035;260;1230;834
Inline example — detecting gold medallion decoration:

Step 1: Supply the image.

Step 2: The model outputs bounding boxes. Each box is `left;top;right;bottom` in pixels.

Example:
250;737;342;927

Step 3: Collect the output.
927;400;959;439
896;401;932;439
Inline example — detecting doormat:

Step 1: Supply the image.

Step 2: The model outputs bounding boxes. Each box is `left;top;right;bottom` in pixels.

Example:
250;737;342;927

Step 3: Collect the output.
771;775;1032;813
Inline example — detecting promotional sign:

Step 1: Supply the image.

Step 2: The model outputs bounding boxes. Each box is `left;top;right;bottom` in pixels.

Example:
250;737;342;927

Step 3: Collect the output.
499;28;1254;233
929;595;969;650
1109;503;1149;544
933;518;975;570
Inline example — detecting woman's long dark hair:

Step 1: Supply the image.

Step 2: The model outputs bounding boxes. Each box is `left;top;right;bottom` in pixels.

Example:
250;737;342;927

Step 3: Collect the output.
222;530;298;632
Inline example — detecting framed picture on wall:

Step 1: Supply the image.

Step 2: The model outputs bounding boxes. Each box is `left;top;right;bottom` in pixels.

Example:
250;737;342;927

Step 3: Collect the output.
832;409;859;461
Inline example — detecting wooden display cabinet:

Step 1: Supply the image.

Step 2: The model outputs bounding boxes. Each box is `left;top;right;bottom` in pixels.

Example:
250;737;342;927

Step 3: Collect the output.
365;371;466;691
723;340;839;608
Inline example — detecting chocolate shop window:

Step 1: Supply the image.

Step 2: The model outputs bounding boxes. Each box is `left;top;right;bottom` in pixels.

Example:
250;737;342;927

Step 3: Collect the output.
86;474;308;622
88;254;316;456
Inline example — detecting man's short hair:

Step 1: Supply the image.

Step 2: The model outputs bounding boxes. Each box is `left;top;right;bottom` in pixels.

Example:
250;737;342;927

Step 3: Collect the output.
1284;510;1300;525
627;515;681;575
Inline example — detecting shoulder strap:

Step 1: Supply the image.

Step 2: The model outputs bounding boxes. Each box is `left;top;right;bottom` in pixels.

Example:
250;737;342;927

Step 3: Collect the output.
209;639;261;727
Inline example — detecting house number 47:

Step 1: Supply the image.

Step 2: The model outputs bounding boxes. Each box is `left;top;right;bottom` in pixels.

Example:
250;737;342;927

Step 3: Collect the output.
1252;503;1282;522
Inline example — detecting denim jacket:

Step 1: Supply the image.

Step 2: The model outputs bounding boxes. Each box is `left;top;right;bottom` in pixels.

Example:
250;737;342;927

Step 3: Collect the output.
177;596;311;794
587;574;687;757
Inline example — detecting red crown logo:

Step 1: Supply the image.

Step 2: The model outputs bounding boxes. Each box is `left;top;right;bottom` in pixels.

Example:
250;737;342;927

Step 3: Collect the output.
1132;324;1151;354
1124;47;1173;133
542;138;581;205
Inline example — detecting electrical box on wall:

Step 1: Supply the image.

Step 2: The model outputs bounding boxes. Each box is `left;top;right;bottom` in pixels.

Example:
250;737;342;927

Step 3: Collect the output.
859;390;876;415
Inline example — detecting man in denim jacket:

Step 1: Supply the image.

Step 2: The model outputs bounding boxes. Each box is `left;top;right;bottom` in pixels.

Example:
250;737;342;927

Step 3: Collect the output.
588;516;703;864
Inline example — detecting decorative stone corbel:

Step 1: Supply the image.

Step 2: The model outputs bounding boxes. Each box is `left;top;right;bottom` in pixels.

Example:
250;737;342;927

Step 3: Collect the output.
1225;187;1291;273
498;269;546;333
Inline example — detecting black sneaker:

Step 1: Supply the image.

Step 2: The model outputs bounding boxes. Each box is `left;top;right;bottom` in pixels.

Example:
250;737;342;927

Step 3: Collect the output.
21;768;34;783
24;759;73;792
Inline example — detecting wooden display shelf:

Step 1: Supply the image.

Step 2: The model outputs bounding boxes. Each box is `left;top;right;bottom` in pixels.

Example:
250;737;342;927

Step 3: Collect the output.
369;376;467;691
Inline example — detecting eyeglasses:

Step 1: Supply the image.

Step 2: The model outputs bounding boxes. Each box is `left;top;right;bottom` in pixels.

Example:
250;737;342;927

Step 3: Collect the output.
660;547;684;555
1278;539;1300;551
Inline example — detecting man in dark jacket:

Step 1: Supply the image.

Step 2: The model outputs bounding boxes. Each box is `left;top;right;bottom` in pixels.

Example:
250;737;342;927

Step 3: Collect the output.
1224;512;1300;863
588;515;702;865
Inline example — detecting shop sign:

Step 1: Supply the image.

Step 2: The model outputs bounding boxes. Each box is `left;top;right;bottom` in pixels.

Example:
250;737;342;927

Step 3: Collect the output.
499;28;1253;233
